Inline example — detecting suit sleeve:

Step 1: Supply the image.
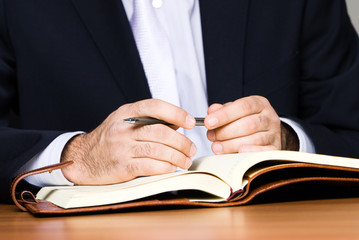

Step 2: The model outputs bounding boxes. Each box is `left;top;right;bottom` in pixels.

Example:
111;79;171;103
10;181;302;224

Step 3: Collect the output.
296;0;359;157
0;1;64;203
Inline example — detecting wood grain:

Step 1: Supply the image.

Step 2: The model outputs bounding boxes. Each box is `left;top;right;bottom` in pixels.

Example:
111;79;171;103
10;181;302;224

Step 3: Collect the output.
1;198;359;240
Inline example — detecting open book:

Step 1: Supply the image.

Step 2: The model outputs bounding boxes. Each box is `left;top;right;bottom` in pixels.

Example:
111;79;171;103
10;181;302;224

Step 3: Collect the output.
17;150;359;212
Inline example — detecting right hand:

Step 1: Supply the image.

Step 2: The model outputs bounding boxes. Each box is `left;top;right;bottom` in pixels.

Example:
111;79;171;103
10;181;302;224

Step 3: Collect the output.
60;99;197;185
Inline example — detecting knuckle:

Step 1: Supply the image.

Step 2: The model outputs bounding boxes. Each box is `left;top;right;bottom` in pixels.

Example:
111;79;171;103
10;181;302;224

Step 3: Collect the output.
169;152;185;168
173;111;186;123
142;143;153;156
240;99;253;113
168;152;179;165
144;99;158;110
180;139;193;156
133;142;153;157
125;160;140;178
258;114;270;130
247;119;258;132
171;134;187;152
253;134;266;145
149;143;160;157
129;102;144;116
254;95;269;105
109;121;126;135
130;99;153;116
116;103;131;115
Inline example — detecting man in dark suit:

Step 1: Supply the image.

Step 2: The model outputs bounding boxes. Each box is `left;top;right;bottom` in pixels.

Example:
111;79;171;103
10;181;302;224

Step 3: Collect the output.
1;0;359;202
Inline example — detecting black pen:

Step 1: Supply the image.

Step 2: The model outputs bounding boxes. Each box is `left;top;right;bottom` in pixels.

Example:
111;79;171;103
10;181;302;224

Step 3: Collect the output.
122;117;205;126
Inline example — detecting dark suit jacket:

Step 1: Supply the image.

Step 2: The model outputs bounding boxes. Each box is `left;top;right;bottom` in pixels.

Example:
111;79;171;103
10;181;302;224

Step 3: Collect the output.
1;0;359;202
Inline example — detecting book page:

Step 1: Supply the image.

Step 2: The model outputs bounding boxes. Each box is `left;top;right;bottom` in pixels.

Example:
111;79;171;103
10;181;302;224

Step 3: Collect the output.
37;150;359;208
36;171;232;208
189;153;254;190
190;151;359;191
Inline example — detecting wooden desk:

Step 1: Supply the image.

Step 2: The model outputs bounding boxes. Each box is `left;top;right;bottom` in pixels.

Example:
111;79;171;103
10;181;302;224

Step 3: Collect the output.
1;198;359;240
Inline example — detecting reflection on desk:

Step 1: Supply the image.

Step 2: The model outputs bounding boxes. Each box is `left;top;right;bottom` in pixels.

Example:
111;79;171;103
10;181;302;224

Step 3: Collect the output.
1;198;359;240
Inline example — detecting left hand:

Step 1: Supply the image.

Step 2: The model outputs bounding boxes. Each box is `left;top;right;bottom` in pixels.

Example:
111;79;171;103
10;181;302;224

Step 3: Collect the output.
205;95;282;154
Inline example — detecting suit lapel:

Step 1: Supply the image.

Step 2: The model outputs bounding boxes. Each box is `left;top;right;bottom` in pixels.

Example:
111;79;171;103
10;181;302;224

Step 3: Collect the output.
199;0;249;105
70;0;151;102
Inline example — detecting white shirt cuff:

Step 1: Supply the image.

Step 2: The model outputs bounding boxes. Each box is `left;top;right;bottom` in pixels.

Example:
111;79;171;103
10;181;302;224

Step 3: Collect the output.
280;117;316;153
17;131;84;187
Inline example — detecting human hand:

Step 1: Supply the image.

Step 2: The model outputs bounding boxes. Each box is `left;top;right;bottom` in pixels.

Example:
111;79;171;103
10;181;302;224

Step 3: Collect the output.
61;99;197;185
205;95;298;154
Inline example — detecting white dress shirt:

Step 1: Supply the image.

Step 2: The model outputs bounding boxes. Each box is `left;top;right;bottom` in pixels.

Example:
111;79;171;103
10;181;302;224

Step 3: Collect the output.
18;0;315;186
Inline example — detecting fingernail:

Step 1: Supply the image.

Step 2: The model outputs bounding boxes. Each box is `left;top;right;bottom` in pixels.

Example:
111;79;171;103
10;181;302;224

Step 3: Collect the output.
212;142;223;154
190;144;197;157
185;158;192;169
207;116;218;128
207;130;216;141
186;115;196;128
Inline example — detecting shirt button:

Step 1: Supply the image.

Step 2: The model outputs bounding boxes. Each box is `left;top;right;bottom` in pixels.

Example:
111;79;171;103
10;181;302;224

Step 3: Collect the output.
152;0;163;8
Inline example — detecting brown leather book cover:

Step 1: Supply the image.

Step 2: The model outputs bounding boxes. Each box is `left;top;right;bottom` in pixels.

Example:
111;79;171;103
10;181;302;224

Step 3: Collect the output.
11;159;359;216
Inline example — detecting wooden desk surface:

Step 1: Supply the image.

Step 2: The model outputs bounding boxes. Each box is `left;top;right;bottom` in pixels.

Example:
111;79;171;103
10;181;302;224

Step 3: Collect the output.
1;198;359;240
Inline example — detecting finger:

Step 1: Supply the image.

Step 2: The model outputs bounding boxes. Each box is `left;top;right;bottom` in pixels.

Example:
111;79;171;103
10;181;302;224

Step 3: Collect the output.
130;141;192;169
208;113;271;141
205;96;267;130
211;132;279;154
134;124;197;157
121;158;178;180
238;145;278;153
207;102;234;121
207;103;223;114
127;99;196;129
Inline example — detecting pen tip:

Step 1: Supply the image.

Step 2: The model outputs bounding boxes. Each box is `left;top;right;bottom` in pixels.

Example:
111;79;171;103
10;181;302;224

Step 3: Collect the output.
122;117;135;122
